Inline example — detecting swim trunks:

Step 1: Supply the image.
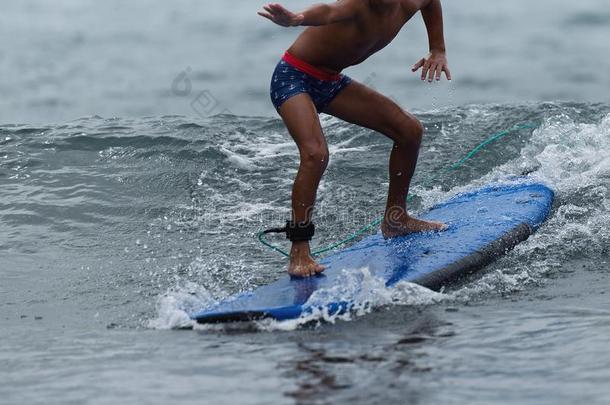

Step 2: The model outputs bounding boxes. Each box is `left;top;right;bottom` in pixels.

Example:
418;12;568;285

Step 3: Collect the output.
270;51;352;113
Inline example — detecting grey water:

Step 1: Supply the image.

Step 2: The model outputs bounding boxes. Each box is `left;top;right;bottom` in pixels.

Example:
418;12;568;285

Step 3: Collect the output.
1;1;610;404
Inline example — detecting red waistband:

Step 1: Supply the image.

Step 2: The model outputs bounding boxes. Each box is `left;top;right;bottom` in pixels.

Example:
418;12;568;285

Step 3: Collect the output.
281;51;342;82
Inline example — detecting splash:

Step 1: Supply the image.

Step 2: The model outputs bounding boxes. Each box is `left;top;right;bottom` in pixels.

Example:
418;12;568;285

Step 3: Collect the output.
253;267;447;332
458;112;610;294
147;281;215;330
147;107;610;331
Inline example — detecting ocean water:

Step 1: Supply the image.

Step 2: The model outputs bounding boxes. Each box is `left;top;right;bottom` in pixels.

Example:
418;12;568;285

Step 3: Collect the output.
1;1;610;405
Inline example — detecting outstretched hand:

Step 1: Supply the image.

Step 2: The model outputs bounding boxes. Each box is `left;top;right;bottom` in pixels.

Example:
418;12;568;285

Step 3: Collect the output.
258;3;304;27
412;51;452;82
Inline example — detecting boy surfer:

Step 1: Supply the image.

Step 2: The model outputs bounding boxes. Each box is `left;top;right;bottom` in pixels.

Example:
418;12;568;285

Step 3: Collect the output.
258;0;451;277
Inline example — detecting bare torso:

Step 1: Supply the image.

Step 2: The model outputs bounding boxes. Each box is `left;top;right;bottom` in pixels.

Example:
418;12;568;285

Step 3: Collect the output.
287;0;427;73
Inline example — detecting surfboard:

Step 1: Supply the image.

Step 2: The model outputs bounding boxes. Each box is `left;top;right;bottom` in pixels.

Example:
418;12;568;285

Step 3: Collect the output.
192;179;554;324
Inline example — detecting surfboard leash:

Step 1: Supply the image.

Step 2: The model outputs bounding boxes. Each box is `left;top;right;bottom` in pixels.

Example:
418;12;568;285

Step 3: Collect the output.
257;122;538;258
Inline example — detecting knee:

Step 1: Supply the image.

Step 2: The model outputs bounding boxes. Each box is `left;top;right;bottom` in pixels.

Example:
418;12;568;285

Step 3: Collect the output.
389;112;424;148
299;144;329;172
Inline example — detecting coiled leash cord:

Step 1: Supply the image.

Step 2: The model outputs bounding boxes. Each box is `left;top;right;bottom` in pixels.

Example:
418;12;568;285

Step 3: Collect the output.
258;123;537;258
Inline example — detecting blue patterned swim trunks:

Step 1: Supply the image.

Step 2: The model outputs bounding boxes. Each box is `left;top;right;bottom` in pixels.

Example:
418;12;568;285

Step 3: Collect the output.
270;51;352;113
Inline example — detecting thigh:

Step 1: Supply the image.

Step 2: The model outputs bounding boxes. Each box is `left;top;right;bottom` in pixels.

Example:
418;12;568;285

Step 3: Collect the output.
278;93;328;154
324;80;418;142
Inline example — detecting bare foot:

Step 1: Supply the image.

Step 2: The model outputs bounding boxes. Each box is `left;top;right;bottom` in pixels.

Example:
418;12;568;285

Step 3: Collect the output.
288;241;325;278
381;211;447;239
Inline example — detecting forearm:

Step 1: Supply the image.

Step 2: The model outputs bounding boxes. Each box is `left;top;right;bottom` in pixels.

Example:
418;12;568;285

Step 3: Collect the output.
421;0;446;53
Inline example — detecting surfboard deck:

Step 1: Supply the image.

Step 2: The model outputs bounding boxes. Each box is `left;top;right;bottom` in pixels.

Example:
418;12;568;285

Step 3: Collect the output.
192;179;554;324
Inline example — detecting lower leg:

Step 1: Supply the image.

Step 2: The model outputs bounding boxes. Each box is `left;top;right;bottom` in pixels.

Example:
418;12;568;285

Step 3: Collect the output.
277;94;328;277
381;131;447;238
385;142;418;213
289;152;327;276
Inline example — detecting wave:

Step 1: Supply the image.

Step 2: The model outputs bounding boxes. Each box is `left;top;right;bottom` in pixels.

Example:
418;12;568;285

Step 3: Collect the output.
1;102;609;330
144;102;610;330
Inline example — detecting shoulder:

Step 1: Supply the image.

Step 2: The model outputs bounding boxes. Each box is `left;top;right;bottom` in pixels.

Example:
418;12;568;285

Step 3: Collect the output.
336;0;372;16
347;0;374;10
367;0;414;12
397;0;427;12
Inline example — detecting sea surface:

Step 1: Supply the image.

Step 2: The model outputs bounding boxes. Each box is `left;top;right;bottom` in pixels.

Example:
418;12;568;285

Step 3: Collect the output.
1;1;610;404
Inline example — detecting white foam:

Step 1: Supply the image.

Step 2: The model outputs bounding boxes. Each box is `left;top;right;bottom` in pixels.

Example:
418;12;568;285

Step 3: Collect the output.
254;267;447;332
453;112;610;294
149;111;610;331
147;281;216;330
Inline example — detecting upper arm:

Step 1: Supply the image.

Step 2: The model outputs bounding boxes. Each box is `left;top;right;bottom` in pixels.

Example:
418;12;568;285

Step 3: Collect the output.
421;0;440;14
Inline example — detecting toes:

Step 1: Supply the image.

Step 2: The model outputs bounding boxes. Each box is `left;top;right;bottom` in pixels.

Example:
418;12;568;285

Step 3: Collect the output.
433;221;448;231
291;269;312;278
288;258;325;278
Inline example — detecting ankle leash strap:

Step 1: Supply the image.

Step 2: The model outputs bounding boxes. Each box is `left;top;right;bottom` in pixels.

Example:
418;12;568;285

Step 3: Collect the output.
263;221;315;242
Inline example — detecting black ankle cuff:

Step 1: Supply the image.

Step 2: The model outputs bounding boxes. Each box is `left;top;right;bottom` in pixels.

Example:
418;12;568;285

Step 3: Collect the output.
285;220;315;242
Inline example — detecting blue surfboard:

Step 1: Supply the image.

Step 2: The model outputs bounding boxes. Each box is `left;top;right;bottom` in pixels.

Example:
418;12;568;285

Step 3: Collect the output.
192;179;554;324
